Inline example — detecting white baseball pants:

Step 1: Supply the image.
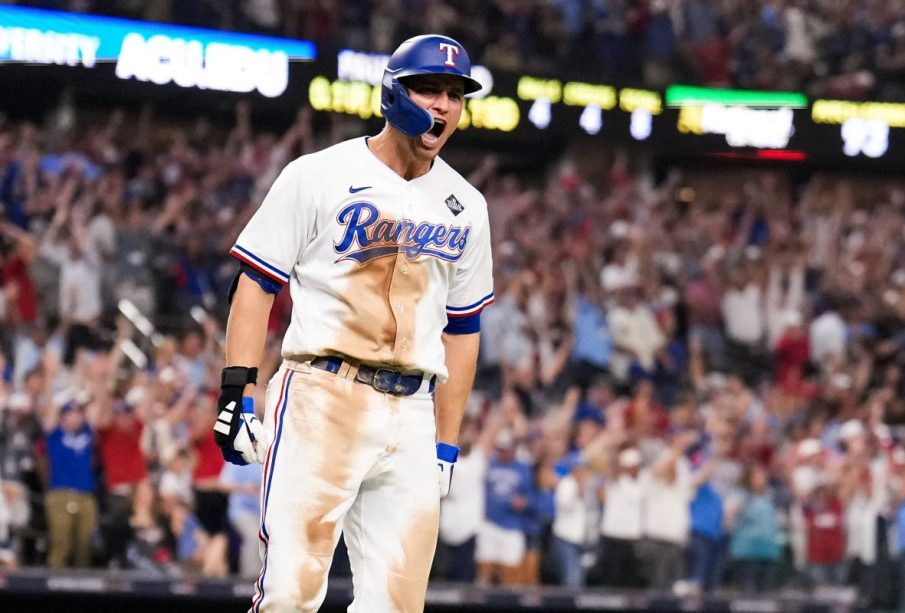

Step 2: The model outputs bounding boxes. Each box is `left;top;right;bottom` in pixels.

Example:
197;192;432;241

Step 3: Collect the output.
250;359;440;613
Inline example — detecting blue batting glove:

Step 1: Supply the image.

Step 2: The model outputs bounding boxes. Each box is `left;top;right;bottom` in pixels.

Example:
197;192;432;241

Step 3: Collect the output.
437;442;459;498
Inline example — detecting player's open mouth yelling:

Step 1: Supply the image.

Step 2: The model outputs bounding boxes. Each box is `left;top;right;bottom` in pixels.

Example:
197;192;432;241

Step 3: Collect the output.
421;118;446;146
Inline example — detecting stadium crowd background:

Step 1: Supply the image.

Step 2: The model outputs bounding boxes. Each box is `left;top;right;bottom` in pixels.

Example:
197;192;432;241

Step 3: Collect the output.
3;0;905;611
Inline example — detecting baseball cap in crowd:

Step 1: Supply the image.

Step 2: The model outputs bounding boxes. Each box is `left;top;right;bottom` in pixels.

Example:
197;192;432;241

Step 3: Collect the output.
6;392;31;412
782;310;803;329
838;419;865;441
618;447;642;469
125;386;146;408
494;429;515;450
892;447;905;466
601;267;639;292
798;438;822;459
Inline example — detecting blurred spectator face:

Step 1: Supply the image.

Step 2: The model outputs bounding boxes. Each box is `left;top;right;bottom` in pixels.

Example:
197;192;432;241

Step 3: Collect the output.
60;404;85;433
588;380;614;408
67;235;84;260
113;402;135;429
182;331;202;357
574;418;601;449
538;462;558;490
746;465;768;493
494;430;517;463
23;368;44;396
457;415;480;454
730;269;749;289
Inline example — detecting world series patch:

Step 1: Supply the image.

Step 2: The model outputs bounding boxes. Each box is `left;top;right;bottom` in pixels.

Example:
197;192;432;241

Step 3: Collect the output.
445;194;464;216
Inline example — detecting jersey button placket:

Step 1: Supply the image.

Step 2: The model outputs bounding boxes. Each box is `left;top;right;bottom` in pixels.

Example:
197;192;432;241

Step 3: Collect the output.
389;186;412;361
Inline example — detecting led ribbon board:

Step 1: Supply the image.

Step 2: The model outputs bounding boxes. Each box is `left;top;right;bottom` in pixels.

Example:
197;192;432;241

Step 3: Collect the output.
811;100;905;159
309;49;519;132
667;85;807;149
0;4;316;97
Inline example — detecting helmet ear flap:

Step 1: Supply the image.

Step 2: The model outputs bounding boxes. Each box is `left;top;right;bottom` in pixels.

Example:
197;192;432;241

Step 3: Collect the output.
381;79;435;137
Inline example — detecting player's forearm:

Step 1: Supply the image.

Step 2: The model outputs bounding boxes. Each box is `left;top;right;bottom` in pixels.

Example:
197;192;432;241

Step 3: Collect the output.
225;274;276;395
434;332;480;445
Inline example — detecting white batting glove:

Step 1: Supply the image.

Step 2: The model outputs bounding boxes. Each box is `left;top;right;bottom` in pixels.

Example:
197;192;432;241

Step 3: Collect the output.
437;442;460;498
225;397;271;465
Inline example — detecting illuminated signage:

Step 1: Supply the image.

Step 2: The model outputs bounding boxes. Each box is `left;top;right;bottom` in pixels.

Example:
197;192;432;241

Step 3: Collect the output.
841;118;888;158
0;4;315;97
666;84;807;108
337;48;493;98
812;99;905;128
0;22;99;67
679;105;795;148
517;76;562;103
619;88;662;115
562;82;616;109
309;76;518;132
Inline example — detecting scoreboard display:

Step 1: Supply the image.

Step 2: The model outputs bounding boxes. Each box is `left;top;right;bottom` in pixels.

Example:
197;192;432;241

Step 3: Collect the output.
3;3;905;172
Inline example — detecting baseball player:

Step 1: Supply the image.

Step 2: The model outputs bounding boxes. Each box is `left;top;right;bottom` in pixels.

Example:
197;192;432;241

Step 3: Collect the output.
212;34;493;613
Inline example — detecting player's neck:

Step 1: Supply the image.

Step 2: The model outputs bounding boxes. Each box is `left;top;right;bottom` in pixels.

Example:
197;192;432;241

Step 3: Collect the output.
368;128;433;181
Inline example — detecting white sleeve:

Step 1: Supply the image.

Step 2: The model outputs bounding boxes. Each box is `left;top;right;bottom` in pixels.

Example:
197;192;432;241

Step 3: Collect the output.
445;203;494;319
229;159;313;286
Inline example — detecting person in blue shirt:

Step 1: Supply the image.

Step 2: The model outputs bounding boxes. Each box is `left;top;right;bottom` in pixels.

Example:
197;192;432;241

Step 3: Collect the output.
569;277;613;390
523;461;558;585
727;464;781;593
220;461;262;578
688;459;724;592
476;430;535;586
43;399;97;568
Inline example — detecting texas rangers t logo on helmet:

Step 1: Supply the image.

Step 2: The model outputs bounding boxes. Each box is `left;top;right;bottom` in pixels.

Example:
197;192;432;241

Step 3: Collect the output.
439;42;459;67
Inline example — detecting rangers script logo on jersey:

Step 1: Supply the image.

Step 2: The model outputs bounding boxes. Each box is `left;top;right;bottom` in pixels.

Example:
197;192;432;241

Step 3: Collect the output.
333;201;470;264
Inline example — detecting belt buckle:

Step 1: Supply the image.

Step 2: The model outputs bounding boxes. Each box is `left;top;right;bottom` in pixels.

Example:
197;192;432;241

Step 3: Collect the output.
372;369;401;394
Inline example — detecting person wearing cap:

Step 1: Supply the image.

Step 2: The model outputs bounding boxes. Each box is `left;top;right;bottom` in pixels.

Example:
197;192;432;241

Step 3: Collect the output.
638;431;696;591
802;478;845;588
41;397;97;567
773;309;810;387
789;437;825;579
94;392;149;569
552;456;601;588
437;409;501;583
598;446;645;587
476;428;535;586
837;417;892;608
607;275;666;385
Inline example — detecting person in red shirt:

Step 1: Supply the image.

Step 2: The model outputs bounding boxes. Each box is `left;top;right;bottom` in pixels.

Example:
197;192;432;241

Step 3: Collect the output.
95;397;148;568
803;482;846;587
624;379;671;439
0;221;39;325
774;311;810;387
191;394;228;539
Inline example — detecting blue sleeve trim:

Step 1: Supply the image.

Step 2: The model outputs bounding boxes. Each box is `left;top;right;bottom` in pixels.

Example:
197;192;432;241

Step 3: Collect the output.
443;311;480;334
244;268;281;295
447;292;495;313
230;245;290;283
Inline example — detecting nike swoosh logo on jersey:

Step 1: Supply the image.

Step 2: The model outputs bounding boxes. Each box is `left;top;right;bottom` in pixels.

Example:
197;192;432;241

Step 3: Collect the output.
349;185;372;194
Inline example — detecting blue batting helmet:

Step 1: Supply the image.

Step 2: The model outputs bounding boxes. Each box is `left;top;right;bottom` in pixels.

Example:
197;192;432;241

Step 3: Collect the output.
381;34;482;137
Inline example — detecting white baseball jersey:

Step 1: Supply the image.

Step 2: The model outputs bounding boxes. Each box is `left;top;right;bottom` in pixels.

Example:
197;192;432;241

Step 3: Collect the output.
230;136;494;381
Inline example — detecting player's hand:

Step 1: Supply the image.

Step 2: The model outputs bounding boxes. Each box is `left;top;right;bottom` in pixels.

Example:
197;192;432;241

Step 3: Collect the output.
437;442;459;498
213;366;268;465
218;397;271;465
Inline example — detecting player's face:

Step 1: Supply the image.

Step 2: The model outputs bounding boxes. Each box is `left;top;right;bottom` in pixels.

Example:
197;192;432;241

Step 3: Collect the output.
405;74;465;155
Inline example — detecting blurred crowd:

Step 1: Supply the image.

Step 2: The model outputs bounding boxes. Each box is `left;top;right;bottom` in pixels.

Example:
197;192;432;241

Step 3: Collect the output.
11;0;905;100
4;94;905;608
